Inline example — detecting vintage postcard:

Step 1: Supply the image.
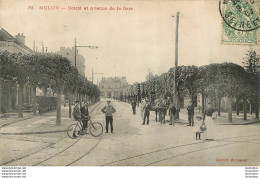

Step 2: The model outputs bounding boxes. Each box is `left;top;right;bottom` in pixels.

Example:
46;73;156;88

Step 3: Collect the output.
0;0;260;169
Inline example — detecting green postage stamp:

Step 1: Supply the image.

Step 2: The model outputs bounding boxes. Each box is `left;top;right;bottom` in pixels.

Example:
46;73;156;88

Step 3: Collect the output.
220;0;260;45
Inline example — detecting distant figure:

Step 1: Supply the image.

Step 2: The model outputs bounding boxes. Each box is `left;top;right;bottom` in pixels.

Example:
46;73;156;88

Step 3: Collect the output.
159;96;167;124
142;98;151;125
80;102;90;134
131;100;137;115
101;100;116;133
165;96;171;116
169;102;176;125
140;98;146;120
194;116;203;140
187;101;194;126
154;98;160;122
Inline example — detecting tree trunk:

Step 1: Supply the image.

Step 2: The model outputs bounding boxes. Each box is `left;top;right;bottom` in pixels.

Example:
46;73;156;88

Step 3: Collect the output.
6;86;10;112
218;96;221;116
236;98;239;115
202;92;205;115
255;102;259;119
79;93;82;108
243;99;247;120
18;84;23;118
56;91;61;125
64;94;66;107
227;95;232;123
32;86;37;115
0;84;2;113
250;102;252;114
69;92;72;118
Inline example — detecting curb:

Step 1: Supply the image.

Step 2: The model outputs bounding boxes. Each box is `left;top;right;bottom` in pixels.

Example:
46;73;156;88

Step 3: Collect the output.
0;129;69;135
217;120;260;125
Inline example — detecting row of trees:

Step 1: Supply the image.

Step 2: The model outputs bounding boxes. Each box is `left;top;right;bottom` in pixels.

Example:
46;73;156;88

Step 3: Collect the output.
0;51;100;125
125;50;259;122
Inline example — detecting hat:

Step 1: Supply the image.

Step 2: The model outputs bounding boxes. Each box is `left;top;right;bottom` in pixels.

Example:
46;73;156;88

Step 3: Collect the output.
107;100;111;102
75;100;79;103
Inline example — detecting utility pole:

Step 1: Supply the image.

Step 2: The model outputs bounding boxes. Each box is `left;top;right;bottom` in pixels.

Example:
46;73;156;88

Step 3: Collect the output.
74;38;99;69
74;38;77;67
174;12;180;119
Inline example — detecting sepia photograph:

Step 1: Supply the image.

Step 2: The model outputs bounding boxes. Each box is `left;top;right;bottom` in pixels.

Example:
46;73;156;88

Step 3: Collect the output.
0;0;260;172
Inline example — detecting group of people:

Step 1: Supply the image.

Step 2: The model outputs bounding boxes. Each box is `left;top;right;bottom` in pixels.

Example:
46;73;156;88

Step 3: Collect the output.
72;101;90;137
131;96;177;126
73;100;116;137
131;97;217;141
72;97;217;141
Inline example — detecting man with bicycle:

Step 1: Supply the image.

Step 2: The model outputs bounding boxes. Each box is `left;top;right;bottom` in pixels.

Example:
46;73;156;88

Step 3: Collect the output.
81;102;90;134
72;101;81;137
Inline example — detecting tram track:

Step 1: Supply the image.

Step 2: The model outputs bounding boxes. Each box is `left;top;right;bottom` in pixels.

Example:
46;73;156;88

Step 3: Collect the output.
0;101;104;166
100;134;260;166
33;101;105;166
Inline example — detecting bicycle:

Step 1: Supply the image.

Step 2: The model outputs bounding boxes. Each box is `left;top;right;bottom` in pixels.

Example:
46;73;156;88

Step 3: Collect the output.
67;116;103;139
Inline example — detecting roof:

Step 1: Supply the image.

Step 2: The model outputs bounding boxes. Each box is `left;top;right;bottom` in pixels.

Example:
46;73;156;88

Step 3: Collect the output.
0;27;33;52
100;77;128;85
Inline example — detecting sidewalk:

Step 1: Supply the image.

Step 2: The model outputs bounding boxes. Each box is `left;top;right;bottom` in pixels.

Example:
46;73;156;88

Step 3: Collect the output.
0;102;101;135
0;103;259;135
172;109;260;125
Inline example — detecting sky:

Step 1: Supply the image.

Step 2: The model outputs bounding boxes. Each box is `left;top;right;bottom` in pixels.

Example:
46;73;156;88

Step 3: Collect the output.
0;0;259;84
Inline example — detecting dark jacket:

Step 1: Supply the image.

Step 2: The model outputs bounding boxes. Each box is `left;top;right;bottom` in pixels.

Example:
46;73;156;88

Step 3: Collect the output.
80;106;89;118
187;105;194;115
73;105;81;120
169;105;176;115
131;101;137;108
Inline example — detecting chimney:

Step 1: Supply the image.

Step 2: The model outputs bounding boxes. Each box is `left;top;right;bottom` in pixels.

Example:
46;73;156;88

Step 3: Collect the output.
15;33;25;44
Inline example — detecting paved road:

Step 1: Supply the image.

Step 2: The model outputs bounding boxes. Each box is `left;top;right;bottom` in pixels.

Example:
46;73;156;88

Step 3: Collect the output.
0;100;259;166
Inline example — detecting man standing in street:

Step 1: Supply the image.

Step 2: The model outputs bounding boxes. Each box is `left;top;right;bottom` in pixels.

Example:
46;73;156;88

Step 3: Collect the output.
80;102;89;134
187;101;194;126
140;98;146;120
159;96;167;124
131;100;137;115
101;100;116;133
169;101;176;125
142;98;151;125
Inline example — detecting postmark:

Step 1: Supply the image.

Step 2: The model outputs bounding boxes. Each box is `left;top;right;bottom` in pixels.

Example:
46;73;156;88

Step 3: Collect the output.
219;0;260;45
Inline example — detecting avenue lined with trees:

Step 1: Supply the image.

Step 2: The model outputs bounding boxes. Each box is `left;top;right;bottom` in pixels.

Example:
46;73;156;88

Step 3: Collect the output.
125;49;259;122
0;51;100;125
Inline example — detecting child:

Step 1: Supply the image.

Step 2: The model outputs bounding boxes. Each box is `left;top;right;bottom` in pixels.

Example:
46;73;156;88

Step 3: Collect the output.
194;116;203;140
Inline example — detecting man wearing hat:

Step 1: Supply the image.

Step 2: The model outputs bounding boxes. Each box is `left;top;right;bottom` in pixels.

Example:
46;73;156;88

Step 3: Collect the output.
73;101;81;121
72;100;81;137
142;98;151;125
80;102;90;134
101;100;116;133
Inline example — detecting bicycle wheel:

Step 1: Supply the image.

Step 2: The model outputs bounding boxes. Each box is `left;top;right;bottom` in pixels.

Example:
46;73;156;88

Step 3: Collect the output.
67;124;82;139
90;122;103;137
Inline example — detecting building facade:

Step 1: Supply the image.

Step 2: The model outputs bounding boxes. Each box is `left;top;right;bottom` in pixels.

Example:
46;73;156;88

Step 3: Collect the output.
56;47;85;76
99;77;128;99
0;27;33;113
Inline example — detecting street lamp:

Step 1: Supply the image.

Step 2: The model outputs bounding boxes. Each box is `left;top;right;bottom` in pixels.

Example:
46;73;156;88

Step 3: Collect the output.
172;12;180;112
74;38;99;68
